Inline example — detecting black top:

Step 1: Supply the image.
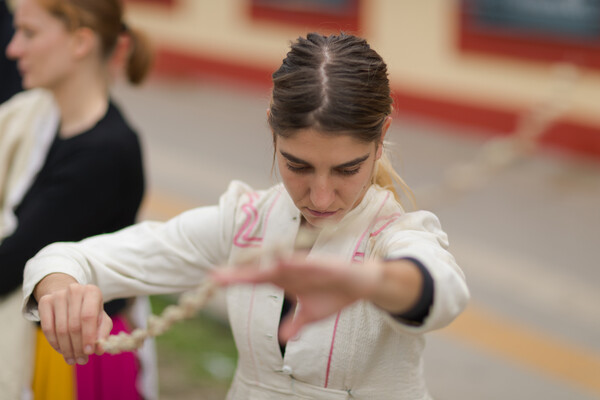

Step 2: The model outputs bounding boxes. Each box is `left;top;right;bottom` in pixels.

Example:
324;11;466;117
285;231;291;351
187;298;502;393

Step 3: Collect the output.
0;101;145;297
0;0;22;104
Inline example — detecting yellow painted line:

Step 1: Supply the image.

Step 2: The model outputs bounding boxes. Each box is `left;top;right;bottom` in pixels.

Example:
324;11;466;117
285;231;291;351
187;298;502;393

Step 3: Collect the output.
444;304;600;396
142;189;600;396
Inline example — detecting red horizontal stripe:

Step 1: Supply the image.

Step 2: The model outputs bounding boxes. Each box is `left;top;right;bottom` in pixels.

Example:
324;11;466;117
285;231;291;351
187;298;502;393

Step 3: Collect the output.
151;47;600;160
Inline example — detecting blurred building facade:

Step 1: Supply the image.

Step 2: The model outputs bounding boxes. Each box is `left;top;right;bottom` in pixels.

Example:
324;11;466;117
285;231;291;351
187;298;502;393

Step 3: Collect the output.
125;0;600;159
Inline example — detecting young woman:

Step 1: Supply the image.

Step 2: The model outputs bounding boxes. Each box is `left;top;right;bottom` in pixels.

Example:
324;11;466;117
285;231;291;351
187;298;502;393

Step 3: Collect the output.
23;32;469;399
1;0;155;398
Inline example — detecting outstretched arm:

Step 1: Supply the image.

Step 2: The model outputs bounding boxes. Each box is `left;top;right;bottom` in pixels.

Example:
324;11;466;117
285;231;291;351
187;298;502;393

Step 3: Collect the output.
211;254;424;341
33;273;113;365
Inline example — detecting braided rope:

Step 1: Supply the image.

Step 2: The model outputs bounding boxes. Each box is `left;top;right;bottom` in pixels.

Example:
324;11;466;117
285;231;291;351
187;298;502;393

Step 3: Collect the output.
97;226;320;354
98;280;217;354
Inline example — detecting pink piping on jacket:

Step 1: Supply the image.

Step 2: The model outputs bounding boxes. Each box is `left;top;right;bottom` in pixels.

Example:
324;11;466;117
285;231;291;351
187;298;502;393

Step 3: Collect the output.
369;212;403;237
324;191;394;388
352;212;402;263
236;191;281;380
233;191;281;248
324;311;341;388
350;192;391;257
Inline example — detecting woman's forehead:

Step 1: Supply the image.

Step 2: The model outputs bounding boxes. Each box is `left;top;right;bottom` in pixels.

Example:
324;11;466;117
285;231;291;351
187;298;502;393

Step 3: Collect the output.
279;128;372;145
15;0;55;26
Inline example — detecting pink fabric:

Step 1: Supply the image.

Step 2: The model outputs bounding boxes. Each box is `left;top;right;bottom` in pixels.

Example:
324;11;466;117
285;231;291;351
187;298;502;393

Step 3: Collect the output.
75;315;141;400
351;192;391;257
233;191;281;248
324;311;341;388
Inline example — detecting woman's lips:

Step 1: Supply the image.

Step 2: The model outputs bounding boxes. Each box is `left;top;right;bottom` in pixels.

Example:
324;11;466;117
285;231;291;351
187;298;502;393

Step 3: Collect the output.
307;208;337;218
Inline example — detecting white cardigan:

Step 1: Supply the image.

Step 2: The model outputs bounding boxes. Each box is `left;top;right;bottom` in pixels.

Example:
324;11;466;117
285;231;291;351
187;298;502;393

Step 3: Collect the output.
0;89;57;240
23;181;469;399
0;89;56;400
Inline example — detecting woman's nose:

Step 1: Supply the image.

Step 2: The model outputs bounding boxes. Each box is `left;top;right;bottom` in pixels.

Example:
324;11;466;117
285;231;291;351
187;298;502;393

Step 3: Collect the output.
6;32;22;60
309;175;335;210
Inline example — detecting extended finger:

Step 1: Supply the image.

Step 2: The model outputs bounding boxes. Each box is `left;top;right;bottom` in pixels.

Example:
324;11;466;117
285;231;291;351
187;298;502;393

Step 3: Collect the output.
38;295;59;352
68;284;90;364
53;290;76;364
211;265;278;286
80;285;103;356
279;312;306;343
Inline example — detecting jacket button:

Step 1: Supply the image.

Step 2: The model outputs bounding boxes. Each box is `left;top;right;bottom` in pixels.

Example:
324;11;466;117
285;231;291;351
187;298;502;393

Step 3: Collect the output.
282;365;293;375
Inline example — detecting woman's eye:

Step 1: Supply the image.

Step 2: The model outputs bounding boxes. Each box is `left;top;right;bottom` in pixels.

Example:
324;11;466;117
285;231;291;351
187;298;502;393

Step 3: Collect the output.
337;167;360;176
286;164;310;174
18;28;35;39
285;163;360;176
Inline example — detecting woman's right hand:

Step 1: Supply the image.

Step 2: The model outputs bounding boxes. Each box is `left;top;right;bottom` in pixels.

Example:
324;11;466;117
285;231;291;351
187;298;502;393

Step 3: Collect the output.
34;273;113;365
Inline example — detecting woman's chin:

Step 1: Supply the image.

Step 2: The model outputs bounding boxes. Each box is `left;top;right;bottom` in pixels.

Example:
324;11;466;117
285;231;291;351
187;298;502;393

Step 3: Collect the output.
21;78;36;90
301;213;342;229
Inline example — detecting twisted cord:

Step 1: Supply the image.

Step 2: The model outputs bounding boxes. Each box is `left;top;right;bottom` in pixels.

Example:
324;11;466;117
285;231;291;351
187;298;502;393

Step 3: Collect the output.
98;280;217;354
96;227;320;354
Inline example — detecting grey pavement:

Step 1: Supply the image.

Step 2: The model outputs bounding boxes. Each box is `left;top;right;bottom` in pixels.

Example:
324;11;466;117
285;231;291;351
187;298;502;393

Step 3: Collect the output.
112;77;600;400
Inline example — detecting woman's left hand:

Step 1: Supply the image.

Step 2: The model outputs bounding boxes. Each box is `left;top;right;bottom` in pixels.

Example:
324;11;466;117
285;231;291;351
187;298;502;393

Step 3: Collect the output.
211;253;383;341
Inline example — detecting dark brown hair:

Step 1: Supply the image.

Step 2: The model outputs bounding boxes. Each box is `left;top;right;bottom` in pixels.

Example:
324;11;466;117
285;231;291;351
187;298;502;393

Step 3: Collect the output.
269;32;413;205
39;0;153;84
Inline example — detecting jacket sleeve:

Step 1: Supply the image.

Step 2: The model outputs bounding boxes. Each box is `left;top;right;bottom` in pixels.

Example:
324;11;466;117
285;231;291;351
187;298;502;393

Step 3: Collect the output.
22;180;253;321
371;210;470;334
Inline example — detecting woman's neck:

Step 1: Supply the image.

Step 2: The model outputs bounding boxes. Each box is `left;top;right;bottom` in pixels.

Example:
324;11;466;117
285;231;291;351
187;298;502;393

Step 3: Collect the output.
51;69;110;139
295;219;320;250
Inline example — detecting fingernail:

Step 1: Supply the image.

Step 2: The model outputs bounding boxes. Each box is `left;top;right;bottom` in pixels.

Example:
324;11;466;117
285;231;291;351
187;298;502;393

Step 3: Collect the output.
84;345;93;354
66;358;75;365
76;357;87;365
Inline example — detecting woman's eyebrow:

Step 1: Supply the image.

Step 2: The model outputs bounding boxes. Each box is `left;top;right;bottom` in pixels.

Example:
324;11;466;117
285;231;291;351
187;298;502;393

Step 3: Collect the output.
280;151;309;165
280;151;370;168
334;154;370;168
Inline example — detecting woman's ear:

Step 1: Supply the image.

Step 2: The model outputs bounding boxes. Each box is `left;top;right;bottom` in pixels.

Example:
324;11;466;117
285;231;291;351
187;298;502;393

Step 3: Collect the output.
71;27;98;60
382;116;392;139
108;33;131;80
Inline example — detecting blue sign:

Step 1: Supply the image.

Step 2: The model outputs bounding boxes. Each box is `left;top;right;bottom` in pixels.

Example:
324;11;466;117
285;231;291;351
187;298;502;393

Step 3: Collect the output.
465;0;600;41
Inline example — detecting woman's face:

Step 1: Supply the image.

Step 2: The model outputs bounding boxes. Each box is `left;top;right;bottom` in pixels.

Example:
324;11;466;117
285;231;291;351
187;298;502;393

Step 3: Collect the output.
276;128;383;228
6;0;78;90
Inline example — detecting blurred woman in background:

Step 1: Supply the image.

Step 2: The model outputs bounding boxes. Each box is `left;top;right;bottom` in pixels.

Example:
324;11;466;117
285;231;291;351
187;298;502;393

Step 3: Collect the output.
1;0;155;398
0;0;22;103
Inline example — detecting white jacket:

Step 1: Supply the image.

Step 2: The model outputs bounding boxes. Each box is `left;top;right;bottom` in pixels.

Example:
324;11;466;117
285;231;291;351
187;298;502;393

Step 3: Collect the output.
23;181;469;399
0;89;56;400
0;89;57;240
